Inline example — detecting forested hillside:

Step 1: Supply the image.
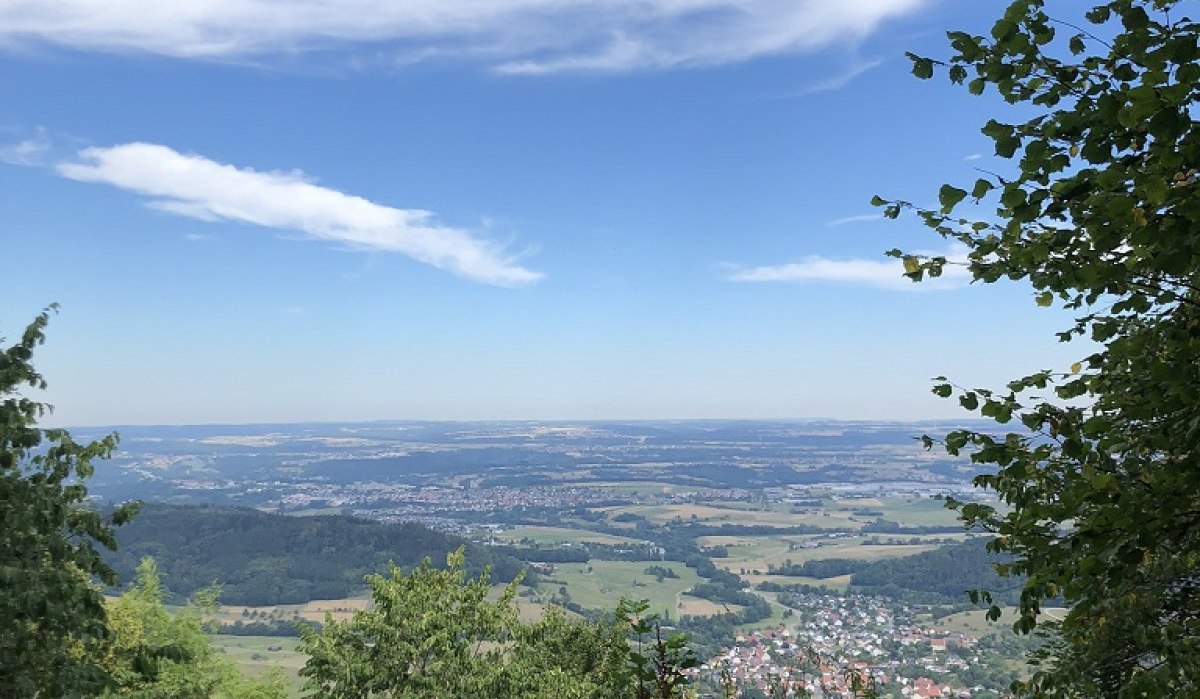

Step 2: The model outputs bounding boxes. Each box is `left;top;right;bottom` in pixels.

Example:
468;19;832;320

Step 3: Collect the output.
849;538;1021;605
105;504;528;605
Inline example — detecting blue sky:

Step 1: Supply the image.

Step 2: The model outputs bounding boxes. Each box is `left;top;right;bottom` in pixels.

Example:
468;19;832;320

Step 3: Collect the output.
0;0;1087;425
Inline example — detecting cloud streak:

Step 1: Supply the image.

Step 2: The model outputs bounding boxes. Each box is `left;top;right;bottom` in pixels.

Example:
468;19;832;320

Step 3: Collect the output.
57;143;542;286
1;1;927;73
826;213;884;227
795;58;884;94
726;245;971;290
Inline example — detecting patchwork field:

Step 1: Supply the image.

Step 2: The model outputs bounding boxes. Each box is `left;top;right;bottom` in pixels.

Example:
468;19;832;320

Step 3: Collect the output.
209;596;370;625
212;492;979;692
602;496;967;532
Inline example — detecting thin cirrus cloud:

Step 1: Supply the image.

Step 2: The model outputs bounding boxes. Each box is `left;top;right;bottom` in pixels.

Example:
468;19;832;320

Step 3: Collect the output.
56;143;543;287
1;1;928;73
825;213;884;227
726;244;972;290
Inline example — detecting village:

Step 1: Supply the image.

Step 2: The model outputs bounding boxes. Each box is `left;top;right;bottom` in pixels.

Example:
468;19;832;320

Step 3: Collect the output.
695;591;1008;698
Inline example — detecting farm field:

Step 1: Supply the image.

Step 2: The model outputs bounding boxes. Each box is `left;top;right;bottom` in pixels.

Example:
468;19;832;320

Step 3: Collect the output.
603;502;824;528
871;496;966;528
212;634;306;696
677;596;741;616
602;496;968;531
498;525;649;546
212;588;560;626
540;560;708;620
740;572;853;591
933;606;1068;638
208;596;370;625
702;534;943;577
576;481;707;496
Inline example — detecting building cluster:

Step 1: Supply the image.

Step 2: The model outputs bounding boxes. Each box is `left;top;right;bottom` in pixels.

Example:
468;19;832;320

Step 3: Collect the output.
699;592;984;698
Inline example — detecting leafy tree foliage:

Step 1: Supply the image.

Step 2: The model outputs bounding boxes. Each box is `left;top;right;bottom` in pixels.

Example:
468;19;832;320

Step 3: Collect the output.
101;557;287;698
298;548;698;699
0;306;138;697
299;548;522;698
881;1;1200;695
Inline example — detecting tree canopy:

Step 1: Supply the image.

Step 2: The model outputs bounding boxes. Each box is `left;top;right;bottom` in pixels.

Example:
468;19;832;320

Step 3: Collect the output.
298;548;698;699
101;557;287;699
882;0;1200;695
0;306;138;697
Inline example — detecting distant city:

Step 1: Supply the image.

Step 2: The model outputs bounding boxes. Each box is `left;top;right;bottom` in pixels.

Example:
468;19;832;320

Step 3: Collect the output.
86;420;993;532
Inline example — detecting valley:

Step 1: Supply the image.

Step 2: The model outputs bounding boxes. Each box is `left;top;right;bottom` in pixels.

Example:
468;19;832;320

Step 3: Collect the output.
89;420;1033;697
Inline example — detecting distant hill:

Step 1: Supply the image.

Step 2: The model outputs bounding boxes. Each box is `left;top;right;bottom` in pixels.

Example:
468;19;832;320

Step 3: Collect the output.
105;504;528;605
849;538;1023;605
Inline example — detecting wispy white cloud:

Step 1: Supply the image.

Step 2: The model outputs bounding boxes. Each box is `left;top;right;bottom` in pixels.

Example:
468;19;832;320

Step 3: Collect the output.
795;58;883;94
963;153;983;161
726;244;971;290
826;213;884;227
1;1;928;73
0;126;50;165
57;143;542;287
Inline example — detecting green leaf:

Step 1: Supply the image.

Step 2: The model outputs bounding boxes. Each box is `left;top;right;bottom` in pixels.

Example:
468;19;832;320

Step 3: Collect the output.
907;52;934;79
1122;6;1150;30
1142;177;1169;206
971;178;994;199
991;19;1017;42
938;184;968;212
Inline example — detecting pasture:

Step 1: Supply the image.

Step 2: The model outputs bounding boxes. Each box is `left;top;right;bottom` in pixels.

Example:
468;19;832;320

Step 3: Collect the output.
703;534;943;579
541;560;713;619
498;525;649;546
934;606;1068;638
872;496;965;528
212;634;306;696
676;596;740;617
